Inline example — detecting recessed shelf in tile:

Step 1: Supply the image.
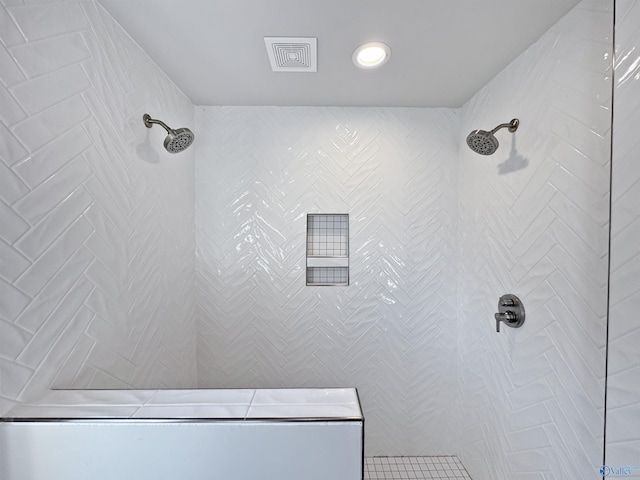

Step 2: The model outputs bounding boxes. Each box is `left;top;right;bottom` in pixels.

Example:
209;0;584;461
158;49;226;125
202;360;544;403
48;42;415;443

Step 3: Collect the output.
306;214;349;286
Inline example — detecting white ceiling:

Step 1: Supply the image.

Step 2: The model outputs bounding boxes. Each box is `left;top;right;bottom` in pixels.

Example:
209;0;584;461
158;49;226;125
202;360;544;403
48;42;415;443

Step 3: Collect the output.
98;0;581;108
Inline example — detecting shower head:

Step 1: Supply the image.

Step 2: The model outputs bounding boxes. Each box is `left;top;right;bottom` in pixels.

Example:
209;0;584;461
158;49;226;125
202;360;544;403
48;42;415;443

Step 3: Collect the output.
466;118;519;155
143;113;195;153
466;130;499;155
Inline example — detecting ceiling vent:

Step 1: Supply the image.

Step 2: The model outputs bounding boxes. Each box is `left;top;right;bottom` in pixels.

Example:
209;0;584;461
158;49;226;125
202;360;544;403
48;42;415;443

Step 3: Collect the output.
264;37;317;73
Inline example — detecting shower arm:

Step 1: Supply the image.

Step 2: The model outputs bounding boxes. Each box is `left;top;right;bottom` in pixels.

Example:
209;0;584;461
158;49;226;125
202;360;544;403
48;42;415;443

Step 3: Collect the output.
143;114;175;134
490;118;520;135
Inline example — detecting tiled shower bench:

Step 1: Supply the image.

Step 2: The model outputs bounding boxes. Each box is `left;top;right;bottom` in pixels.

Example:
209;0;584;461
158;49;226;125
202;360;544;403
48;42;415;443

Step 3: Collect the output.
0;388;364;480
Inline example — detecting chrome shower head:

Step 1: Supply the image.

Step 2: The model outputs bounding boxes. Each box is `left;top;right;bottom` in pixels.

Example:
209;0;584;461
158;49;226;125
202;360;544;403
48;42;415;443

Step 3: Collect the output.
163;128;195;154
143;113;195;153
466;130;499;155
466;118;519;155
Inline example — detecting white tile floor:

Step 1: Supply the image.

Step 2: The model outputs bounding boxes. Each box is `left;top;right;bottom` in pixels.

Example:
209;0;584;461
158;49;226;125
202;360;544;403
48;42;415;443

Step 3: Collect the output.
364;456;472;479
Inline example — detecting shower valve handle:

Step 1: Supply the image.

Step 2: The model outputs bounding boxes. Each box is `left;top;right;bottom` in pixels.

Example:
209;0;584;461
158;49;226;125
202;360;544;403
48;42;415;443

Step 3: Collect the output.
495;311;517;333
494;294;525;333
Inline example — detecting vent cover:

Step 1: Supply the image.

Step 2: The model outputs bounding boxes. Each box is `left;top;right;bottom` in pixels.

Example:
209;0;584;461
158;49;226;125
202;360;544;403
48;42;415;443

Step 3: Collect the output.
264;37;317;72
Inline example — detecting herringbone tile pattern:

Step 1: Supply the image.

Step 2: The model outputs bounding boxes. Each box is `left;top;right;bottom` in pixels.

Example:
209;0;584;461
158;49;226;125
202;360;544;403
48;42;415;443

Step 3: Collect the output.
456;2;611;479
194;106;460;455
607;0;640;469
0;0;197;415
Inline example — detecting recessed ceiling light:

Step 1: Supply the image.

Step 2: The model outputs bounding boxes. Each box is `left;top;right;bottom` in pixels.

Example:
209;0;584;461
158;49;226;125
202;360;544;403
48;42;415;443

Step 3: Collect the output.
352;42;391;69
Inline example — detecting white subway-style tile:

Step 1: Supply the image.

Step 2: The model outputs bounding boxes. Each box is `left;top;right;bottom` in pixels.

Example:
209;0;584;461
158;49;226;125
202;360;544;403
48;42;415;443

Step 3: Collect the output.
85;344;135;385
547;245;606;317
16;278;92;369
50;334;94;388
546;106;611;161
80;34;128;118
12;125;91;189
85;320;136;361
14;216;93;297
13;155;91;225
0;161;28;205
545;272;604;348
84;230;127;280
0;199;29;244
548;192;609;257
82;118;131;187
551;141;610;193
0;121;27;165
84;259;125;305
552;6;612;42
81;2;132;92
0;85;26;127
548;165;609;225
82;146;131;212
0;276;30;322
83;203;127;256
0;357;33;400
0;318;30;360
84;289;127;336
15;187;93;261
12;95;90;152
82;176;129;233
81;90;131;155
549;219;608;286
8;3;88;42
0;238;29;282
15;245;93;333
9;32;91;78
44;307;94;380
10;64;91;115
0;4;23;47
506;403;553;432
551;32;612;73
0;46;25;87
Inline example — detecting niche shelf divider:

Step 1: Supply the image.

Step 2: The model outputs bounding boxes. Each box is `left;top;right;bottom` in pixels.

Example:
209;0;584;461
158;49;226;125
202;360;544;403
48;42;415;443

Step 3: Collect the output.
306;214;349;286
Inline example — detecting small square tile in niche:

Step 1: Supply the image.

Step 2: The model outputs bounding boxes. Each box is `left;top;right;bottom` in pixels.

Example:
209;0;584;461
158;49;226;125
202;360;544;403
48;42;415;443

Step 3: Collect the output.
306;214;349;286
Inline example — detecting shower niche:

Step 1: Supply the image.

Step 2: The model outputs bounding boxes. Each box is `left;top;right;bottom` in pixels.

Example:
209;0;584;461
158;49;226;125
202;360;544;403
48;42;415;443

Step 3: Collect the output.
306;214;349;286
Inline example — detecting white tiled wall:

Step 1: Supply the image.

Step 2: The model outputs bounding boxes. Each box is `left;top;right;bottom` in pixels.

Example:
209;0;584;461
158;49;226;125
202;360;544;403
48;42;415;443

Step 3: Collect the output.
607;0;640;470
0;0;197;415
194;106;460;455
456;2;611;479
